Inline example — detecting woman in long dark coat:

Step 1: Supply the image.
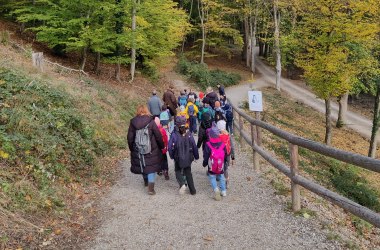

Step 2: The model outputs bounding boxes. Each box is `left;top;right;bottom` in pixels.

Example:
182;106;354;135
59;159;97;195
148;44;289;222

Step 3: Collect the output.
127;105;164;195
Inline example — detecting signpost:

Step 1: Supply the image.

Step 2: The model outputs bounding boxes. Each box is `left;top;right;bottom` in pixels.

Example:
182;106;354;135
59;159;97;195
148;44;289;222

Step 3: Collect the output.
248;90;263;171
248;91;263;112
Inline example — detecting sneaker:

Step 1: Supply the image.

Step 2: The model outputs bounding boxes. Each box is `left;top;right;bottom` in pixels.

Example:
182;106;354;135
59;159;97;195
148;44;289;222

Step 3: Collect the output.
179;185;187;195
214;188;221;201
221;190;227;197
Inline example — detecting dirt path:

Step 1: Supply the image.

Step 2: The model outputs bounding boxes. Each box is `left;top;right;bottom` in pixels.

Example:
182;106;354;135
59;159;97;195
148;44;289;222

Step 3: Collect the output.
85;71;341;249
227;48;377;142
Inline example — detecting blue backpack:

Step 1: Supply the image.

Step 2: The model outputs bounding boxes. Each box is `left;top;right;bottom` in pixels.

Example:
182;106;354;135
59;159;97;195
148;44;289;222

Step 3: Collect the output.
179;96;187;107
223;104;233;122
188;104;195;116
160;110;169;121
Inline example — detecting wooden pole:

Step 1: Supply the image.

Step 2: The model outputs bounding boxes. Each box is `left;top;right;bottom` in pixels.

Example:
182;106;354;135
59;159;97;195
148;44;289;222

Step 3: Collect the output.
255;111;262;146
289;143;301;212
251;123;259;171
239;113;243;146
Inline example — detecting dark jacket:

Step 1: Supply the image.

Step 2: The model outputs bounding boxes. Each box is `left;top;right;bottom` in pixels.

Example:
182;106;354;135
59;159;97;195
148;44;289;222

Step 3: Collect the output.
202;137;228;175
127;115;165;174
206;91;219;109
163;89;178;116
197;124;208;149
168;131;199;167
218;85;226;97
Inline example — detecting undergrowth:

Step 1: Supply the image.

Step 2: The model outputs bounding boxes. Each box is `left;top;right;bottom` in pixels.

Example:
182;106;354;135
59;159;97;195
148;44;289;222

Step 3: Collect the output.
176;56;241;90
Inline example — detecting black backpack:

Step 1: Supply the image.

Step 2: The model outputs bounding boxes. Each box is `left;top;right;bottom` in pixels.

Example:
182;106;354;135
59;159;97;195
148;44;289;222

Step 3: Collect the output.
174;131;194;168
201;111;212;129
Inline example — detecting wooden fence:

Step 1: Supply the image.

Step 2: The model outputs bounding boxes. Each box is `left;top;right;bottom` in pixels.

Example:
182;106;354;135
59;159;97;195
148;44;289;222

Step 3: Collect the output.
230;101;380;228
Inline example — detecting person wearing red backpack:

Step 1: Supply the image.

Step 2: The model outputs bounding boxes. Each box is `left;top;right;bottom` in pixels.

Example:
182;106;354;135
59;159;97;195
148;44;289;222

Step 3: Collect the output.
217;120;235;189
154;117;169;180
202;124;228;201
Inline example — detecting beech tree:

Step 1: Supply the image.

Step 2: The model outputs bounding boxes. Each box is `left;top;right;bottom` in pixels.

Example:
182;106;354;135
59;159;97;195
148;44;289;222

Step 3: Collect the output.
295;0;379;145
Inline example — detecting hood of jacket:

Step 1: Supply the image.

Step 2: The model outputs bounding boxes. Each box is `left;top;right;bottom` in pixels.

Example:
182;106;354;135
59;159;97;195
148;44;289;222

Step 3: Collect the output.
131;115;153;130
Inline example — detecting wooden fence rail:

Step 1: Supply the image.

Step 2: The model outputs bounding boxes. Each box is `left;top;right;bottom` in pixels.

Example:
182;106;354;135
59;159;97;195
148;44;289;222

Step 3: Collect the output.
229;101;380;228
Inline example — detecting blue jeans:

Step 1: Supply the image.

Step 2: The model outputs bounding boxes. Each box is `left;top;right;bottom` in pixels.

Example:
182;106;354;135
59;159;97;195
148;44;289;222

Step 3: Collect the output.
208;173;226;192
147;173;156;183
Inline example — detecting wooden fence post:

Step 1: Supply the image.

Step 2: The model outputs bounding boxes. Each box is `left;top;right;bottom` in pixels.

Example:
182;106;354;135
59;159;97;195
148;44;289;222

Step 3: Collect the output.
289;143;301;212
251;123;260;171
239;113;243;146
32;52;44;72
255;112;262;146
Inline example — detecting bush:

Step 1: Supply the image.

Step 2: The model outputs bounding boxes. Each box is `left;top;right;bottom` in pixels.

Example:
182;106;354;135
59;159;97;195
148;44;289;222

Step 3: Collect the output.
176;57;241;90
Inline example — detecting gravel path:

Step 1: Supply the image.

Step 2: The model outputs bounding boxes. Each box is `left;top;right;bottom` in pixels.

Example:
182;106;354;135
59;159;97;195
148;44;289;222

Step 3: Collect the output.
86;145;341;249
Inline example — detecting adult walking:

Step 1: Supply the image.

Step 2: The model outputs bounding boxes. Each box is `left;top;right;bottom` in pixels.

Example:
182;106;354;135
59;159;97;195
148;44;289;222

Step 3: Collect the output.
148;90;162;118
217;83;226;98
127;105;165;195
163;84;178;117
205;86;219;109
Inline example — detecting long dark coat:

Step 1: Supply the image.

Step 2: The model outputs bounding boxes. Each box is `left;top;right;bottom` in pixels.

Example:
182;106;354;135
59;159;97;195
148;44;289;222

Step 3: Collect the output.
127;115;164;174
162;89;178;116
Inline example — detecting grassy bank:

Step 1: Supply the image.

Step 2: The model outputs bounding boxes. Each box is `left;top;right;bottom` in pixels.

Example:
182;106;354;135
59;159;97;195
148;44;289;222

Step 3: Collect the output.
0;45;140;248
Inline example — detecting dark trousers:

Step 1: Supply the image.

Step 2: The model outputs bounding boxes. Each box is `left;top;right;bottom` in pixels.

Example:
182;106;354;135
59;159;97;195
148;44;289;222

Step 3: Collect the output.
175;162;196;195
161;153;168;171
226;120;234;134
189;116;197;133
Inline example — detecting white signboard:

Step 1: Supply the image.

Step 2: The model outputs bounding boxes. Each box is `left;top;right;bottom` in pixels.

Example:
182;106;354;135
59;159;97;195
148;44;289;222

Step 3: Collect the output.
248;91;263;112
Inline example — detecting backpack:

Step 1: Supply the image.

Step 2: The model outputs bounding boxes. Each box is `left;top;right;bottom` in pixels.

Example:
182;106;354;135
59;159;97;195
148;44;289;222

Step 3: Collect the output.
207;142;225;174
219;133;231;155
201;111;212;129
187;104;195;116
214;109;226;122
160;110;170;121
135;124;151;155
179;96;187;107
174;131;194;168
223;104;233;122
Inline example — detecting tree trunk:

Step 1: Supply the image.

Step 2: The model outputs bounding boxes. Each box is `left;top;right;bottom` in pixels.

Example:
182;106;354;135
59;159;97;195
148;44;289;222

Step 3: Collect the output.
273;0;281;91
130;0;137;82
336;92;348;128
80;47;87;71
250;7;257;74
369;85;380;158
244;16;250;67
198;0;206;64
324;98;332;145
94;52;101;75
181;0;194;53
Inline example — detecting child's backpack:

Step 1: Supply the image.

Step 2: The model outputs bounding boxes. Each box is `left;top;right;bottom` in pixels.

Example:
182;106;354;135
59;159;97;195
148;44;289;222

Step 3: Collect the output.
187;104;195;116
174;131;194;168
201;111;212;129
219;133;231;155
207;142;225;174
179;96;187;107
223;104;233;122
160;110;169;121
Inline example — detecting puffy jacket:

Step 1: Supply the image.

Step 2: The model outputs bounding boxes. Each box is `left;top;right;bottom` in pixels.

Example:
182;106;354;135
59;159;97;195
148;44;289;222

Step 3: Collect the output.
127;115;165;174
184;101;199;119
202;137;228;175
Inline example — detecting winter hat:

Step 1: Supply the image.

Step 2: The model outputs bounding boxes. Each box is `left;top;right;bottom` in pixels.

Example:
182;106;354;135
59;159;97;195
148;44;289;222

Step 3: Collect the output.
175;116;186;127
215;101;221;108
208;123;220;138
216;120;226;131
154;117;160;127
179;105;185;112
199;91;204;99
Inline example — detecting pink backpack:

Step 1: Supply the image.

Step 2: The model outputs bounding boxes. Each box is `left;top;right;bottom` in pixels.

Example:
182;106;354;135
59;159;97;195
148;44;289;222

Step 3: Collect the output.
206;142;225;174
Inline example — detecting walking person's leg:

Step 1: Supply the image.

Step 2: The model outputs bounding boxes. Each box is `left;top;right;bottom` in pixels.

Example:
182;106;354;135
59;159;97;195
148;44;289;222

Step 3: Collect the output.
147;172;156;195
184;167;196;195
175;162;187;194
207;174;221;201
219;174;227;197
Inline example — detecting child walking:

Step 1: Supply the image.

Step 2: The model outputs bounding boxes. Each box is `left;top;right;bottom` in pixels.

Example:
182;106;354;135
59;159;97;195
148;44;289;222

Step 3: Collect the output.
159;105;170;131
168;116;199;195
155;117;170;180
202;124;228;201
217;120;235;188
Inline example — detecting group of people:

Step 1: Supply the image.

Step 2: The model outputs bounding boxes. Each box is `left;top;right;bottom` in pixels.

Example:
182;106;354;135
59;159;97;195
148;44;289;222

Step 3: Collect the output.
127;83;235;201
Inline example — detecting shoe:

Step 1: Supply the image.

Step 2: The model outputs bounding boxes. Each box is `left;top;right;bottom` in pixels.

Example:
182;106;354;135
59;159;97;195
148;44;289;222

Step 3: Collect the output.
157;171;163;176
163;170;169;180
221;190;227;197
148;183;156;195
214;188;221;201
179;185;187;195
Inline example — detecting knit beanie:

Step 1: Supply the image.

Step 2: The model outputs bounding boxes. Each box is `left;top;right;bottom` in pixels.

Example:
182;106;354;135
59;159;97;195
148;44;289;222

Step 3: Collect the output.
216;120;226;131
208;124;220;138
175;116;186;127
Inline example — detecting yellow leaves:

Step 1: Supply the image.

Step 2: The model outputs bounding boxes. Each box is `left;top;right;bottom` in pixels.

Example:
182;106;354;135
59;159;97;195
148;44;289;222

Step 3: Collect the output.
25;195;32;201
45;199;52;208
0;150;9;159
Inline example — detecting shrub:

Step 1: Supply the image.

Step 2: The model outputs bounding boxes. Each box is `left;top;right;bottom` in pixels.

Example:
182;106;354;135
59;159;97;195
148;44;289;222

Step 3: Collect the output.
176;57;241;90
